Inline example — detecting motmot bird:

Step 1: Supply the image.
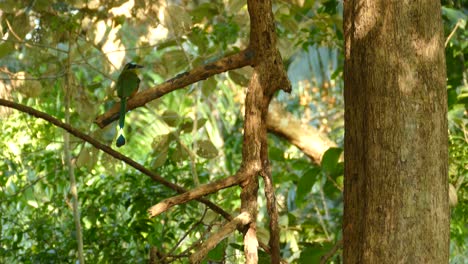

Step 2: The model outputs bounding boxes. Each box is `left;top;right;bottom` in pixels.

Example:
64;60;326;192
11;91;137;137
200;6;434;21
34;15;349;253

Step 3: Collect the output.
115;62;143;147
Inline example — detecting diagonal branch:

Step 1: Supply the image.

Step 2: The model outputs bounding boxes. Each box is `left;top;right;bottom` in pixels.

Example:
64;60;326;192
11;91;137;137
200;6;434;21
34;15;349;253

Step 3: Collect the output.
0;98;231;221
148;168;252;218
267;102;336;164
94;49;254;128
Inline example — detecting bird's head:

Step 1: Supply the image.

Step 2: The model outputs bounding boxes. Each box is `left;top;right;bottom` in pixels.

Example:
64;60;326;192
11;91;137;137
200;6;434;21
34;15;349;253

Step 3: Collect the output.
123;62;144;72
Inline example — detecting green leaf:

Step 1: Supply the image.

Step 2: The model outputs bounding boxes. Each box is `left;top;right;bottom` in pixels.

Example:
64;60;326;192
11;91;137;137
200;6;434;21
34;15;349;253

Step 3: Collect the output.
299;243;334;263
228;70;249;86
296;167;321;206
206;240;226;261
180;117;207;133
319;0;338;15
151;134;171;168
202;77;217;96
191;2;220;23
321;147;343;175
171;143;190;162
0;41;15;59
258;249;271;264
163;5;192;36
226;0;246;14
442;7;467;27
196;140;218;159
448;88;458;109
269;145;284;161
161;50;188;74
161;110;180;127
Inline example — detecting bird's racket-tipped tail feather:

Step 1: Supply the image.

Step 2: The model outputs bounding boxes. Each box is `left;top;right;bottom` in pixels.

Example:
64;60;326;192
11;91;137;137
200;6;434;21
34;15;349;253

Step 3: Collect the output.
116;134;126;147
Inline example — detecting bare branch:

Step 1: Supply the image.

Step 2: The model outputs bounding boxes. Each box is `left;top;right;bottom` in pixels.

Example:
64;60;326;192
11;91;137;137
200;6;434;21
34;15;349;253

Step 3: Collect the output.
190;212;253;264
267;102;336;164
94;49;254;128
148;169;251;218
0;99;232;221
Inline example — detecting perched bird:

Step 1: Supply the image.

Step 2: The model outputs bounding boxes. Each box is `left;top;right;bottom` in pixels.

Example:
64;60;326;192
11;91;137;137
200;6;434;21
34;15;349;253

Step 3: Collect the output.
115;62;143;147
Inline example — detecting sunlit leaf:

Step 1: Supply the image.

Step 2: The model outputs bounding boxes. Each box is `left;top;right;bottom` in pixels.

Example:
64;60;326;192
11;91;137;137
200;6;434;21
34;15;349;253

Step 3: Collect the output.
161;110;180;127
170;143;190;162
202;77;217;97
180;117;207;133
321;147;343;175
228;70;249;86
196;140;218;159
299;243;334;263
162;5;192;36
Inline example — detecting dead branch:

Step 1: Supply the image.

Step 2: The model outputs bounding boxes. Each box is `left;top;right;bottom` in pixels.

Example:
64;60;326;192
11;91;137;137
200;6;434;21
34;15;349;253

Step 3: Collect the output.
190;212;253;264
94;49;254;128
148;169;251;218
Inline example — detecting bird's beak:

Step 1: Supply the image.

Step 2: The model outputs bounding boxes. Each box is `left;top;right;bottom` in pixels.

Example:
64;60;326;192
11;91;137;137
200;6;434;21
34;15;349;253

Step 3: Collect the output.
135;64;144;69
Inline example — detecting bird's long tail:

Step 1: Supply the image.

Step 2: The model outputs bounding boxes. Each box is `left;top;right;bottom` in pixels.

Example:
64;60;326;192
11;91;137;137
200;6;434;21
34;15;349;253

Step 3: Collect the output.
116;98;127;147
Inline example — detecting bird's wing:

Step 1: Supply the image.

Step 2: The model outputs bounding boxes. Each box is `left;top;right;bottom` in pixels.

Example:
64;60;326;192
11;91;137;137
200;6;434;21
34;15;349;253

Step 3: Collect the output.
116;71;140;98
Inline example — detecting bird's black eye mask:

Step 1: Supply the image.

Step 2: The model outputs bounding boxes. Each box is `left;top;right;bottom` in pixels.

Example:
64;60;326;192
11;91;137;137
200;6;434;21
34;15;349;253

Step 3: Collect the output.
126;63;144;70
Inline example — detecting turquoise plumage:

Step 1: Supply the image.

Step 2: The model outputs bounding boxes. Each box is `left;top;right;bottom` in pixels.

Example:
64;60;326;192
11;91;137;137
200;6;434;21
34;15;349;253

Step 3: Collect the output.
115;63;143;147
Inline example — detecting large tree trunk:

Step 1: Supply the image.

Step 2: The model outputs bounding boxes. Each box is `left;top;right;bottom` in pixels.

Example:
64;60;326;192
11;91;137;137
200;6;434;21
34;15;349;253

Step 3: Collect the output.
343;1;449;263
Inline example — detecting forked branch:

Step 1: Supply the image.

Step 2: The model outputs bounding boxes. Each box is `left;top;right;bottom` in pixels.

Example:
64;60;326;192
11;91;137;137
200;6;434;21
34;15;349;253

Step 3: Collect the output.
148;168;252;218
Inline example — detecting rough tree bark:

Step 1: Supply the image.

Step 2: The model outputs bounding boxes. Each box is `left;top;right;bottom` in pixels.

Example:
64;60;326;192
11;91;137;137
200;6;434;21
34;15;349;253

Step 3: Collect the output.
343;0;449;263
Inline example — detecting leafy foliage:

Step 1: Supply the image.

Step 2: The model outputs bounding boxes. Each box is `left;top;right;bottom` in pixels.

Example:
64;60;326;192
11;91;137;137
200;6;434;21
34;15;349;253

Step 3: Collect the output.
0;0;466;263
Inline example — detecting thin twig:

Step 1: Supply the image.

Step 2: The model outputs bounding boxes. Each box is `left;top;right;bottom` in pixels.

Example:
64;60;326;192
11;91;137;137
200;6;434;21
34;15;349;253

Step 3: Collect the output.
312;196;330;240
445;20;461;47
5;19;25;41
319;186;330;221
0;39;68;53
